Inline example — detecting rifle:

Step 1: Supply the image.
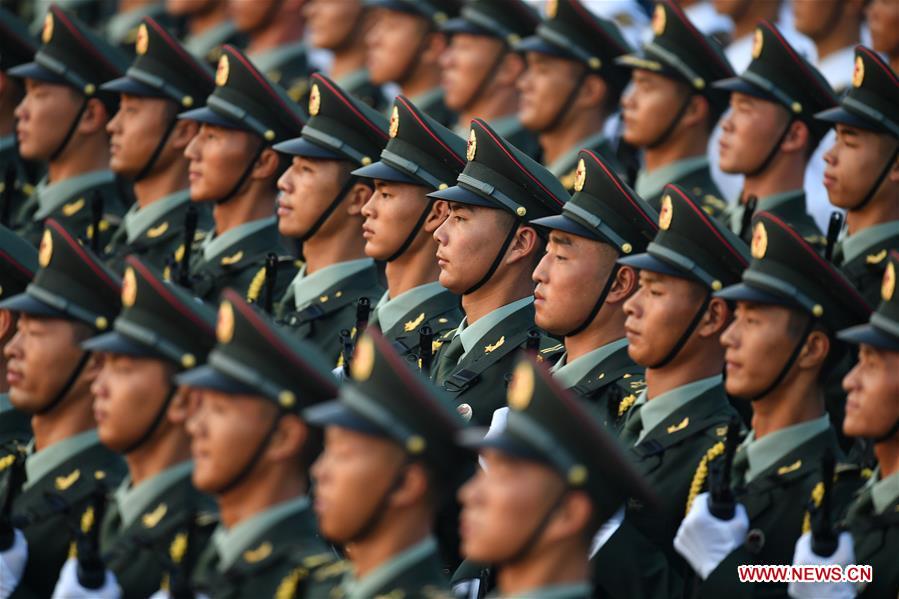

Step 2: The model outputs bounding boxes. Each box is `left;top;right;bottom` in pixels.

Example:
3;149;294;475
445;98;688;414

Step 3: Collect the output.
262;252;278;314
525;330;541;355
339;329;353;377
738;195;758;240
825;211;844;263
354;297;371;342
707;417;742;519
75;483;111;589
177;205;199;288
0;163;15;228
418;326;434;377
811;451;838;557
0;452;26;550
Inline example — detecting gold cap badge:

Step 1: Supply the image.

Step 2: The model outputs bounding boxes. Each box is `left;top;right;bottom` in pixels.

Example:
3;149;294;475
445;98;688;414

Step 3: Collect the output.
751;222;768;260
852;55;864;88
215;54;230;87
122;267;137;307
135;23;149;55
751;28;763;59
42;13;54;44
546;0;558;19
38;229;53;267
659;195;673;230
573;158;586;192
652;4;666;36
882;261;895;302
216;300;235;343
351;334;375;381
507;361;535;411
467;129;477;161
389;105;400;138
309;83;321;116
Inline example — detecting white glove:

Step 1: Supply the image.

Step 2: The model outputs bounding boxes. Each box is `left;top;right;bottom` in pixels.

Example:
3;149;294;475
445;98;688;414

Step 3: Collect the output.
51;557;121;599
331;366;347;381
673;492;749;579
0;529;28;599
590;506;624;558
788;532;857;598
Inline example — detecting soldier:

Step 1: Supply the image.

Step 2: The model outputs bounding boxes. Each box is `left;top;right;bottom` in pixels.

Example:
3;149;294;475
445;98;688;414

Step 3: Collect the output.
0;220;126;598
715;21;832;251
9;5;131;248
102;17;214;274
589;184;748;596
456;354;654;599
305;329;469;597
515;0;632;191
427;118;567;426
789;250;899;599
529;150;658;433
439;0;541;158
364;0;461;127
177;44;300;303
166;0;242;67
818;46;899;308
868;0;899;73
0;8;39;232
273;73;387;365
352;95;465;364
229;0;311;105
177;289;339;597
617;1;732;216
47;256;218;597
0;226;35;465
304;0;385;110
104;0;171;54
674;211;870;595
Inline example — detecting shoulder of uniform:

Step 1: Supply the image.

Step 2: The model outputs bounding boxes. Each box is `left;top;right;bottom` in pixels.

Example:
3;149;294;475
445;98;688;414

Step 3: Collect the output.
700;193;728;214
620;372;648;393
311;558;352;582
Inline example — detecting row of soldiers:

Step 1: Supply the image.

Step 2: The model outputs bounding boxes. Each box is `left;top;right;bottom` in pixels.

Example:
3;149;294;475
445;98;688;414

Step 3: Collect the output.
0;0;897;597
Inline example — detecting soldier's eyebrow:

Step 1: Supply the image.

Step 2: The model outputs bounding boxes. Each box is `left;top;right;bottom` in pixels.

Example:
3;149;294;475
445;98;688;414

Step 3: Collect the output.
549;232;572;246
449;202;473;214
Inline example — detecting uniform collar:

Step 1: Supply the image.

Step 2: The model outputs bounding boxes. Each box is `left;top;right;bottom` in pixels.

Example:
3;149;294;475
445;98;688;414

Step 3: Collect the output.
213;495;310;571
636;375;722;443
335;67;372;92
202;216;276;261
184;20;238;58
34;170;116;220
249;41;308;73
0;134;15;153
635;155;709;201
24;429;100;490
0;394;14;415
870;468;899;515
342;536;438;599
499;581;591;598
289;258;375;310
839;220;899;265
408;87;446;113
547;130;607;177
457;296;533;356
123;189;191;244
105;2;163;44
375;281;447;334
757;188;805;211
114;460;193;529
742;415;830;484
551;338;628;389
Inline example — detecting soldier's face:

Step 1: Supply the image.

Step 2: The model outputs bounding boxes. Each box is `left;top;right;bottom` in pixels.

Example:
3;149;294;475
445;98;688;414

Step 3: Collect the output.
184;123;258;202
277;156;352;238
361;180;432;260
4;314;89;414
533;231;618;336
624;270;708;367
440;33;507;112
720;302;806;399
823;124;899;210
711;0;753;18
718;92;789;174
107;95;175;178
365;9;428;85
843;344;899;438
792;0;852;40
14;79;84;161
433;203;513;295
621;70;689;148
311;425;406;543
867;0;899;56
459;449;567;562
518;53;584;131
228;0;281;32
305;0;364;50
187;388;277;493
166;0;221;17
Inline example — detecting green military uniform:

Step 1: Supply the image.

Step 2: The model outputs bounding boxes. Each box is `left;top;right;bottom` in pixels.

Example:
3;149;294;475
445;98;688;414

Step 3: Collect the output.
838;251;899;597
515;0;633;189
103;0;169;54
456;354;655;599
589;184;749;596
335;67;386;112
273;73;389;365
693;211;872;597
441;0;542;159
817;46;899;308
0;8;40;232
353;94;469;364
0;220;127;599
8;6;131;249
178;44;302;303
714;22;835;252
80;255;222;596
250;40;312;106
304;328;471;598
177;289;340;598
102;17;215;274
427;118;568;426
530;149;659;433
182;18;243;68
364;0;462;128
617;1;734;218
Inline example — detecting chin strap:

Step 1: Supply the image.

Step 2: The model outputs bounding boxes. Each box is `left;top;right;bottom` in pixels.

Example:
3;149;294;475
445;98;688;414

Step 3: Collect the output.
213;141;267;205
385;201;433;262
49;99;89;162
536;67;588;134
297;175;362;243
647;292;711;370
462;220;520;296
645;92;694;150
872;418;899;444
346;460;410;543
849;143;899;211
133;117;180;182
122;385;178;454
395;29;434;88
564;264;620;338
495;487;569;567
744;117;794;178
456;45;508;115
744;316;817;402
36;351;92;415
213;408;284;495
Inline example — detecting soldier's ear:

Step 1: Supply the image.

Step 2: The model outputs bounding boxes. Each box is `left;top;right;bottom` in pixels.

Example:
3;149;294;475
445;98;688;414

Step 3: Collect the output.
505;225;540;266
797;329;830;371
169;119;200;151
267;413;309;461
607;264;638;304
345;182;373;216
0;309;12;341
780;119;810;155
251;147;283;180
78;97;112;135
545;489;594;543
681;94;710;129
697;296;731;338
389;461;431;508
423;200;449;233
